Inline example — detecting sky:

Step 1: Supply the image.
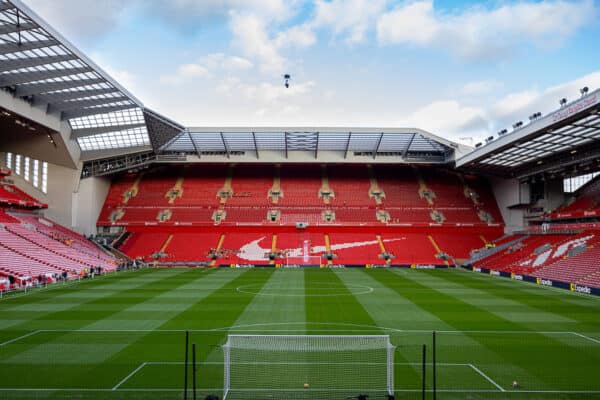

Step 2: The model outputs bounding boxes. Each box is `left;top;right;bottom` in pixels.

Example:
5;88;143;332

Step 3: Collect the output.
22;0;600;145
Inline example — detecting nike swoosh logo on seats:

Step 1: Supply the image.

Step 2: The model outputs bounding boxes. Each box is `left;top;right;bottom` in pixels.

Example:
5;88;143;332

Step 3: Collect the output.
237;237;405;261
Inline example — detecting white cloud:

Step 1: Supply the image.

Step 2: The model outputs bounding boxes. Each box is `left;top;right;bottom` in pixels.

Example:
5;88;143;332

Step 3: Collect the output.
230;13;286;73
216;77;316;104
491;71;600;128
377;1;438;45
229;12;315;74
312;0;388;44
179;64;211;78
160;63;210;84
22;0;126;43
23;0;304;42
461;80;504;95
159;53;253;84
401;71;600;142
377;0;596;60
143;0;301;25
404;100;488;139
275;24;317;48
199;53;254;71
88;52;139;94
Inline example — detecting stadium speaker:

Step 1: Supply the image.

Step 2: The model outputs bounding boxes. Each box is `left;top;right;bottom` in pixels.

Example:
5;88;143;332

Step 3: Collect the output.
296;222;308;229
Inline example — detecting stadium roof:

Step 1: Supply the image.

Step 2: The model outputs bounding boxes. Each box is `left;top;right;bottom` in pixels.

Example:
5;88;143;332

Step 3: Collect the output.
161;127;462;161
0;0;151;154
457;88;600;179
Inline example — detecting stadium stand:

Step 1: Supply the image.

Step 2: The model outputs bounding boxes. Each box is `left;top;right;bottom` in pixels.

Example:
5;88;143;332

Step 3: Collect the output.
0;209;118;284
470;230;600;287
0;169;47;209
99;165;503;227
3;0;600;296
97;164;504;266
550;176;600;220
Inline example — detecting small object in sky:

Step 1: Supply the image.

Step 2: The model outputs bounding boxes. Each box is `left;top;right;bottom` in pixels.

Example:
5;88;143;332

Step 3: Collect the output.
283;74;291;88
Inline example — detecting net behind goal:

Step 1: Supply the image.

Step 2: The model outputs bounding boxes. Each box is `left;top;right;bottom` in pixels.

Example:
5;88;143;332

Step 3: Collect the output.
222;335;395;400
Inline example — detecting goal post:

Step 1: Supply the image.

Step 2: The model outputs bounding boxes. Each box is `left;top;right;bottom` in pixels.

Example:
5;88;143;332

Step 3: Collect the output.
222;334;395;400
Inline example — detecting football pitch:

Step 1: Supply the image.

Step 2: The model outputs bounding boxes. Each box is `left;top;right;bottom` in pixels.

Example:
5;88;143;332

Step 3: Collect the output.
0;267;599;400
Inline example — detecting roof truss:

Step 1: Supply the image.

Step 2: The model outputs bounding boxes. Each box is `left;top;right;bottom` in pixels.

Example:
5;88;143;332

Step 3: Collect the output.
160;128;455;162
0;0;151;153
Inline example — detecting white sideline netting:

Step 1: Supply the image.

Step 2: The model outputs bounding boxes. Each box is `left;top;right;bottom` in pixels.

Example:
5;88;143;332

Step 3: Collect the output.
223;335;395;400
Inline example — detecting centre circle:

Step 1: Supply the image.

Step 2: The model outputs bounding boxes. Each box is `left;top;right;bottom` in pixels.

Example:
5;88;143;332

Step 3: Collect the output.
236;284;374;297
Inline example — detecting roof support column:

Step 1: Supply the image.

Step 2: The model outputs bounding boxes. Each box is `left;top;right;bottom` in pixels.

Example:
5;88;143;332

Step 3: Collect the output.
188;130;201;158
344;132;352;159
252;131;259;159
403;133;416;159
220;131;230;158
373;132;384;159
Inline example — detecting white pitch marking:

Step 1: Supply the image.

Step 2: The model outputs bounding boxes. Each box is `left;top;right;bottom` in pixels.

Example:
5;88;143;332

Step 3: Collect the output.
112;362;147;391
469;364;505;392
32;325;599;336
0;330;40;347
0;388;600;394
571;331;600;345
145;361;470;366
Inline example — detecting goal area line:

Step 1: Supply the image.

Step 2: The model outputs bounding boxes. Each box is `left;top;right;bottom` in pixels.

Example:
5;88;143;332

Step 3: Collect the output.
107;361;503;393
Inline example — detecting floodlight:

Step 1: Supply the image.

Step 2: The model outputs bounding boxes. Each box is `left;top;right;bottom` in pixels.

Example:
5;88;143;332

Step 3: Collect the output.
529;112;542;121
475;142;482;148
512;121;523;129
580;86;589;96
498;129;508;136
559;98;568;107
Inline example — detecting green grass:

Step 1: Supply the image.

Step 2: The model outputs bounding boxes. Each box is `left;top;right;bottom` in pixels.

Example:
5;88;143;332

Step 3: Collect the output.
0;267;599;400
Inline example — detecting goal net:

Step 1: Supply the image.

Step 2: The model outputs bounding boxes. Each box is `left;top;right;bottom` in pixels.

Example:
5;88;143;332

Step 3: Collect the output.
222;335;395;400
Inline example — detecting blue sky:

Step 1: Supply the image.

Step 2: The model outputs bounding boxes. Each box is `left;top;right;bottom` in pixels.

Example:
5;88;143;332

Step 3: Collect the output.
24;0;600;144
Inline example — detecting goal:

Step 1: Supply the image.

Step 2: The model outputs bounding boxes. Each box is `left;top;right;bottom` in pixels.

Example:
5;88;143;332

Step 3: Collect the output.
284;255;322;267
222;335;395;400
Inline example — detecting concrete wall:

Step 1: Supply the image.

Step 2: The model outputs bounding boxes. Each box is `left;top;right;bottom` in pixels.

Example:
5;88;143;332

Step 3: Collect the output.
0;89;79;168
490;177;529;234
72;175;111;236
0;153;78;227
0;151;110;235
544;178;566;212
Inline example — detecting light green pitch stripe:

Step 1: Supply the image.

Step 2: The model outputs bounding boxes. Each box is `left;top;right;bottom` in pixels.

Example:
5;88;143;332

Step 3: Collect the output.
201;269;306;367
0;269;184;334
392;269;573;325
2;269;223;364
412;270;599;351
84;269;242;331
344;269;546;391
228;269;306;333
335;269;452;330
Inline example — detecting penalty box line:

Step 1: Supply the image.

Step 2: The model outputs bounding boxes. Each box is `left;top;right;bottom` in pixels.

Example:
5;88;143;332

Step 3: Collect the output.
0;330;42;347
1;329;598;349
3;329;599;345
